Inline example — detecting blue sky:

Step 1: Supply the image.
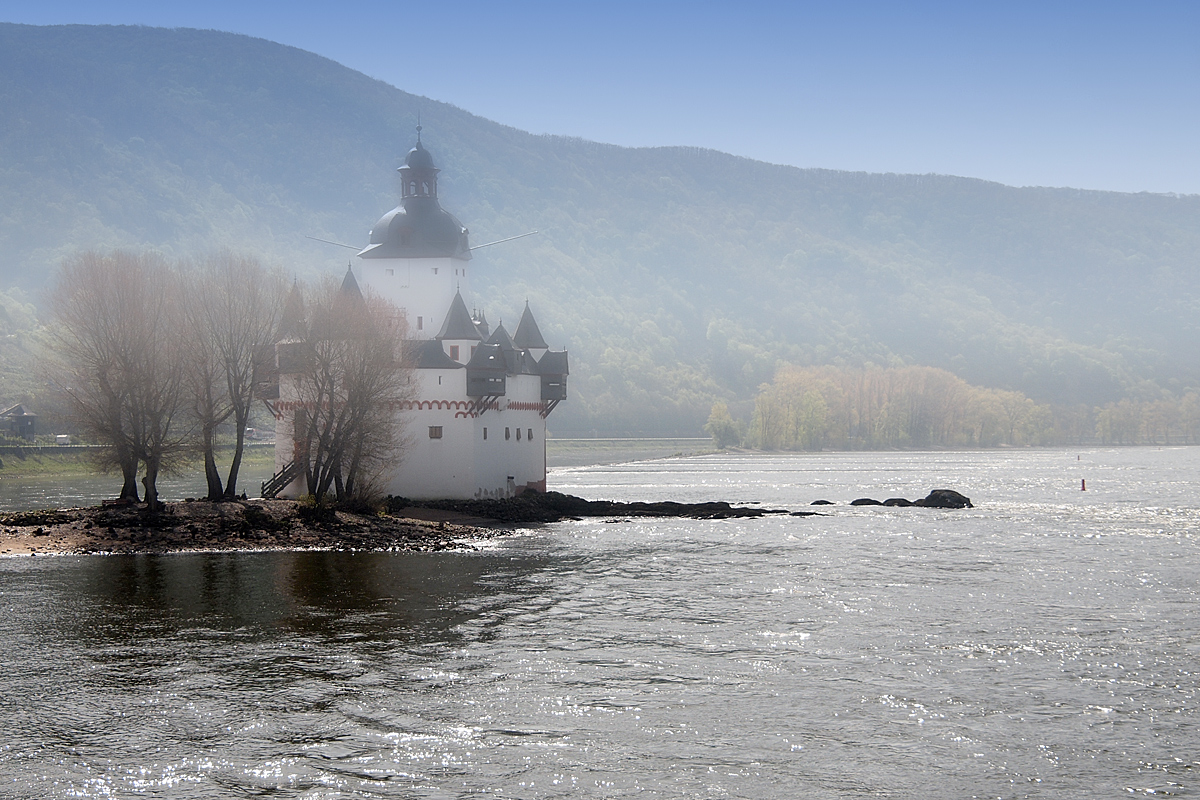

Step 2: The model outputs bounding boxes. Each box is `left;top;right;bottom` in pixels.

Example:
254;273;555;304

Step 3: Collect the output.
3;1;1198;194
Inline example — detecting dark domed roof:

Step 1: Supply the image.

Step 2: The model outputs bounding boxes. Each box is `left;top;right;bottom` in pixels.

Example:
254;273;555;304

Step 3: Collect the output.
359;202;472;260
358;135;471;260
404;141;437;170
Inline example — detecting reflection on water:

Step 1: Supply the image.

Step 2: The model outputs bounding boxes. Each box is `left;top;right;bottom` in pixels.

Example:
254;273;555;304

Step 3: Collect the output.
1;448;1199;798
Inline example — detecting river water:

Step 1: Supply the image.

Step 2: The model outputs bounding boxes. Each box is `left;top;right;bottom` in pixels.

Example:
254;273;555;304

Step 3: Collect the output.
1;448;1198;798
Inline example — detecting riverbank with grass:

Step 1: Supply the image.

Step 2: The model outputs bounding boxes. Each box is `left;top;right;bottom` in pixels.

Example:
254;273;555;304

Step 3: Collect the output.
0;442;276;479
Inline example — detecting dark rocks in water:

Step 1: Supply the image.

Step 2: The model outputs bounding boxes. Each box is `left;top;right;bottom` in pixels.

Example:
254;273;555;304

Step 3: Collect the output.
882;498;913;507
850;498;883;506
914;489;973;509
790;510;824;517
390;490;790;524
810;499;834;505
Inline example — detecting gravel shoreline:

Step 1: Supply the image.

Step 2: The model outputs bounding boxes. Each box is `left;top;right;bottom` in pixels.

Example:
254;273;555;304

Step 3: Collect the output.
0;499;497;557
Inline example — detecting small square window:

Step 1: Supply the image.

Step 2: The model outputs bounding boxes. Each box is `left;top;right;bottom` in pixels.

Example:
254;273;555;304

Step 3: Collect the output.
385;268;394;276
428;426;443;439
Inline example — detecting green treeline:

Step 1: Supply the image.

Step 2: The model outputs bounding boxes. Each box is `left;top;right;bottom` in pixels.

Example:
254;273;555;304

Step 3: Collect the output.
712;365;1200;450
4;25;1200;436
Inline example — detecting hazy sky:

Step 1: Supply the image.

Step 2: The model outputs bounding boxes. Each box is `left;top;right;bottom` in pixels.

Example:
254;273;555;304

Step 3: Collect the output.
3;1;1198;194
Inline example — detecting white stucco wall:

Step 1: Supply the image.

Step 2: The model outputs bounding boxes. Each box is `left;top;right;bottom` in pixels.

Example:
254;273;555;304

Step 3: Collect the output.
357;256;471;339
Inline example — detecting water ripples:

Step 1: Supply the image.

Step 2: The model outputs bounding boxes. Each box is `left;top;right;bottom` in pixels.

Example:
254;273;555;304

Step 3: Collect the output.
2;448;1200;796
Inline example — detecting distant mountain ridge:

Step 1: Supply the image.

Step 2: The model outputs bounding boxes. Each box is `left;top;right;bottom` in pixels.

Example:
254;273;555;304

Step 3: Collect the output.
3;23;1199;434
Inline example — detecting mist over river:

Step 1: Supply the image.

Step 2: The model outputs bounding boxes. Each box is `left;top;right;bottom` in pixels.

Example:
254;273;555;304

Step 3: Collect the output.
1;448;1198;798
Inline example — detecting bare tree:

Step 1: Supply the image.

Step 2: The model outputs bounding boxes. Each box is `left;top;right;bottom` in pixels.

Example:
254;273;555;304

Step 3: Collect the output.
51;250;190;509
181;252;287;500
288;274;413;504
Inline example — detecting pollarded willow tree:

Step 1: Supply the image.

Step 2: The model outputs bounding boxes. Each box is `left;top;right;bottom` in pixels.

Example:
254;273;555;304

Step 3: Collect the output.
181;252;287;500
51;250;190;509
288;273;415;504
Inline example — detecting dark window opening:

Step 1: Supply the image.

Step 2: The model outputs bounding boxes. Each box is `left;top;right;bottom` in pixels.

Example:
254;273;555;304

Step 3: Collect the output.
505;427;511;440
428;426;443;439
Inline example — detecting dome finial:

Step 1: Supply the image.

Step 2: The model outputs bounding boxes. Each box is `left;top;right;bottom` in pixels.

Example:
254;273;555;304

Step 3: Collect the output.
416;111;422;144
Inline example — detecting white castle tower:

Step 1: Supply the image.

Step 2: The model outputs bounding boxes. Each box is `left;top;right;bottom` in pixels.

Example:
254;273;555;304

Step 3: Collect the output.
264;132;568;500
355;128;473;340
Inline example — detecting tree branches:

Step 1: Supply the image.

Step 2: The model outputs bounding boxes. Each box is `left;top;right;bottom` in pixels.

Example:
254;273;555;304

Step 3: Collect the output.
286;279;414;504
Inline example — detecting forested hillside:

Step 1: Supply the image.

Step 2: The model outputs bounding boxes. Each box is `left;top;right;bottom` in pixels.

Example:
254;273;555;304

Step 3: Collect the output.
3;23;1199;435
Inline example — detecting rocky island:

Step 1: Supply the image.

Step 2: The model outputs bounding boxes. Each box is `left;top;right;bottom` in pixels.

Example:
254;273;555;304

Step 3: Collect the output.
0;489;973;557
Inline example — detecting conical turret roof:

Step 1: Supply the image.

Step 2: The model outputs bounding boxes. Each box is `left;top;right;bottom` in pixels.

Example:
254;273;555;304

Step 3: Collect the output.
436;291;483;340
513;301;548;349
487;321;514;351
339;265;364;301
276;280;306;340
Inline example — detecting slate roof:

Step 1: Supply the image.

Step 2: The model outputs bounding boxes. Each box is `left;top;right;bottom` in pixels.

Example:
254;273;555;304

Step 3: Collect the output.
486;322;514;351
513;301;549;350
436;291;483;340
276;281;306;340
537;350;570;376
466;342;507;372
358;139;472;260
410;339;463;369
339;265;364;302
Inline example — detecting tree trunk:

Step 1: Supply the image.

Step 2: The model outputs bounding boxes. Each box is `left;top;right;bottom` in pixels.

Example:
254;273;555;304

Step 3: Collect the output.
203;425;224;501
142;458;161;514
223;412;248;500
119;456;140;502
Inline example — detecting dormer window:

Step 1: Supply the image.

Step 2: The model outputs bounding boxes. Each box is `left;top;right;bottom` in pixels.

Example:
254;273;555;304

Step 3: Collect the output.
449;345;459;360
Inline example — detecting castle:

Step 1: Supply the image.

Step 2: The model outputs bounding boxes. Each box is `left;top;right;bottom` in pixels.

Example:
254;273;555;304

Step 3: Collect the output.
267;133;568;500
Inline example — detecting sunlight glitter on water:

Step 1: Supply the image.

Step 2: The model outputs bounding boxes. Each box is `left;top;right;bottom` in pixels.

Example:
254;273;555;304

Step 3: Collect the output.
1;448;1199;798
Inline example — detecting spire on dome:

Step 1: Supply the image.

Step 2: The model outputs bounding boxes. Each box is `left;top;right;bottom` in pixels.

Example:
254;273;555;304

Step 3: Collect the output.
472;308;490;339
359;129;472;260
513;301;549;350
